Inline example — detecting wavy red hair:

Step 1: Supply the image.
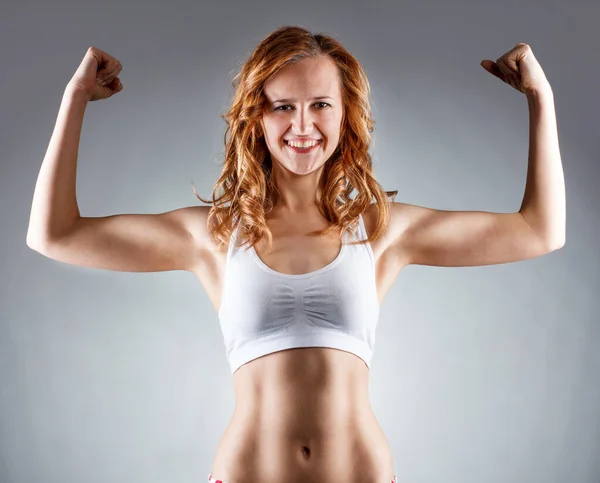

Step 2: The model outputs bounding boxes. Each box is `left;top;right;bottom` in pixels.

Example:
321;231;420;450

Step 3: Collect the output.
193;25;397;252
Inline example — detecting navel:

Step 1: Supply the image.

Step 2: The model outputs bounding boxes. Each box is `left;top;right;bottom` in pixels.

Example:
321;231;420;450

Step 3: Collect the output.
300;445;311;460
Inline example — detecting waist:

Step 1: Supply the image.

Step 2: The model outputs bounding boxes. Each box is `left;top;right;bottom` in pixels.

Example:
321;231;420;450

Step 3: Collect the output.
210;348;394;482
212;407;394;483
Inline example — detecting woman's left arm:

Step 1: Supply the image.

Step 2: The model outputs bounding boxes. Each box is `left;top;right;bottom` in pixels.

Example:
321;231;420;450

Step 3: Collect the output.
395;44;566;269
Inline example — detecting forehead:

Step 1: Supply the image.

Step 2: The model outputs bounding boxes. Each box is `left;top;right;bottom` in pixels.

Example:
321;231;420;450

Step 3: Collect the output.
263;56;341;101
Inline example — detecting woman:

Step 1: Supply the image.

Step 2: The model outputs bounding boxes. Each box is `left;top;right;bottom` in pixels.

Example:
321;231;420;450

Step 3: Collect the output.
26;25;564;483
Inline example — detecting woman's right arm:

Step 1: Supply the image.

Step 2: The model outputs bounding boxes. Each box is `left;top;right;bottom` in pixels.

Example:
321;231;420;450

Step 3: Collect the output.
26;48;209;273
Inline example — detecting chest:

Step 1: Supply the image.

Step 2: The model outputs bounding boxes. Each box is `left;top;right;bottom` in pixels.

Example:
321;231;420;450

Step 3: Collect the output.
252;219;345;276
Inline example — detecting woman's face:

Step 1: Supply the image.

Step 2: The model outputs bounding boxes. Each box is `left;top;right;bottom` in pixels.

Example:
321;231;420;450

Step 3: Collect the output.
260;56;344;176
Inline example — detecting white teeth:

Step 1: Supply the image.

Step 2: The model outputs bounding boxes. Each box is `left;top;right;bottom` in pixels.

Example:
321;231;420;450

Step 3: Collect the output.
287;140;320;148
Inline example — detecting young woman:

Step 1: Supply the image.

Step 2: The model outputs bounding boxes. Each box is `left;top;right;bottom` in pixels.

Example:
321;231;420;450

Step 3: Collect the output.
26;25;564;483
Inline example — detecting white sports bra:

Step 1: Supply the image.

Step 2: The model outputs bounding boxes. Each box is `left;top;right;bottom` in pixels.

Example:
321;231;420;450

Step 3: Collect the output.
217;213;380;374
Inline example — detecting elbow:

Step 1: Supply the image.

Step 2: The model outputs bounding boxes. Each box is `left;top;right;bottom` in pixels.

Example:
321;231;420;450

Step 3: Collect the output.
26;238;42;252
546;235;566;252
26;232;49;252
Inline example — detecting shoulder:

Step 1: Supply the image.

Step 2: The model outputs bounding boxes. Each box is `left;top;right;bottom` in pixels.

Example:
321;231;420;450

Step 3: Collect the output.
362;201;410;237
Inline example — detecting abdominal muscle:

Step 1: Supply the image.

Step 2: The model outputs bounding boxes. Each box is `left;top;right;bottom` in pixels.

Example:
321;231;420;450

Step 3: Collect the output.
209;347;395;483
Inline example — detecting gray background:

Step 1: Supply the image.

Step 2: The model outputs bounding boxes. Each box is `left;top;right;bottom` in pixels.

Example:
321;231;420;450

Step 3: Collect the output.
2;1;599;482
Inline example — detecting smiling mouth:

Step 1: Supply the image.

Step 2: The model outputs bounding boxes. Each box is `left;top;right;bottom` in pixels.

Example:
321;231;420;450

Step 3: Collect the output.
285;140;322;153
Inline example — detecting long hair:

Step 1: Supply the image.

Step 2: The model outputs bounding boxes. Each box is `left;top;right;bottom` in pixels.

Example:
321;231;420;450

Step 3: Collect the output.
193;25;397;252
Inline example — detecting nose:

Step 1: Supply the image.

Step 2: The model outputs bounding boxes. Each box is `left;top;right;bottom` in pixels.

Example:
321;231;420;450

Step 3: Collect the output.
291;104;317;135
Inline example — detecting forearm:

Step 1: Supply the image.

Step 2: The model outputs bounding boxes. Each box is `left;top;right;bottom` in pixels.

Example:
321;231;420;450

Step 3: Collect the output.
518;87;566;250
26;87;88;247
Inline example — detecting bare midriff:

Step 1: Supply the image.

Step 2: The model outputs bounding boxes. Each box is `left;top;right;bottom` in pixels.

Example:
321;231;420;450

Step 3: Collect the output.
209;346;395;483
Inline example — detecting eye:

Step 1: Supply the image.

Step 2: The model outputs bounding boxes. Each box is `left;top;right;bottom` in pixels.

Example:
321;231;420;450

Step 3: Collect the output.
274;102;331;111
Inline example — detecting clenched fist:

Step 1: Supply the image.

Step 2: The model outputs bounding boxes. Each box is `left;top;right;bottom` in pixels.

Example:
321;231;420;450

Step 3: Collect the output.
66;47;123;102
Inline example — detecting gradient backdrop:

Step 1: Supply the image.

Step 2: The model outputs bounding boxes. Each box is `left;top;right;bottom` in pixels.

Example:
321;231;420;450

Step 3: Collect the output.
2;1;599;483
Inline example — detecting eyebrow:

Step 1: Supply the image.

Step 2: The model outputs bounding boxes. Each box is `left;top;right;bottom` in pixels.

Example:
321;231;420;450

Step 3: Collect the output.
271;96;334;104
